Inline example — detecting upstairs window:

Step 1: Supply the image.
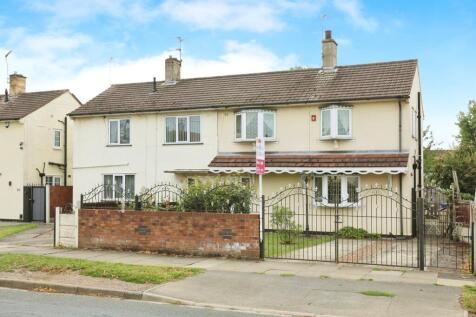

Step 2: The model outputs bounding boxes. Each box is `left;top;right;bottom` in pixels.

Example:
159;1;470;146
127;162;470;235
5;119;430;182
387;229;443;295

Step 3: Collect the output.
53;129;61;149
321;106;352;139
235;110;275;141
109;119;130;145
165;116;201;143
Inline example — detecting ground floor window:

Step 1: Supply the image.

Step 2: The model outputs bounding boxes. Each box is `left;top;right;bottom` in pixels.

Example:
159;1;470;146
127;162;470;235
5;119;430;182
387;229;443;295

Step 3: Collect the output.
46;176;61;186
314;175;360;205
104;174;135;200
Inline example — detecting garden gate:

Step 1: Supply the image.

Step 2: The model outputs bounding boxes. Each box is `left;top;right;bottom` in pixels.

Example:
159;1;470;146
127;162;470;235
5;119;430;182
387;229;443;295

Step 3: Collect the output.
258;182;474;272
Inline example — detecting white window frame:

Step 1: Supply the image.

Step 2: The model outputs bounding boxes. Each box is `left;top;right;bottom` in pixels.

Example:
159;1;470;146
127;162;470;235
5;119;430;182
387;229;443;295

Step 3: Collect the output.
108;118;131;145
320;105;352;139
411;109;417;139
165;115;201;144
46;175;61;186
53;129;62;149
235;110;276;141
313;175;360;207
103;174;135;200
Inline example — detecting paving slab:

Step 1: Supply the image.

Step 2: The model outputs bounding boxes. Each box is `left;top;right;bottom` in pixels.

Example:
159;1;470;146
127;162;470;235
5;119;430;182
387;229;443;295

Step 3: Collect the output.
146;270;464;317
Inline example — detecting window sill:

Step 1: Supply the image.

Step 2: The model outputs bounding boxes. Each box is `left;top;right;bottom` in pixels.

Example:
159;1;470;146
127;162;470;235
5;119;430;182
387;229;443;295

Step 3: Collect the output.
234;139;277;143
52;147;62;150
106;144;132;147
313;202;361;208
163;142;204;145
320;136;353;141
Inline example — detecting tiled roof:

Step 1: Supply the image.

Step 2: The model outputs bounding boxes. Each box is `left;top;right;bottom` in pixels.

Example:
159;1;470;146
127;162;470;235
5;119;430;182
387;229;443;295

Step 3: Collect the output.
70;59;418;117
0;90;68;121
208;152;409;168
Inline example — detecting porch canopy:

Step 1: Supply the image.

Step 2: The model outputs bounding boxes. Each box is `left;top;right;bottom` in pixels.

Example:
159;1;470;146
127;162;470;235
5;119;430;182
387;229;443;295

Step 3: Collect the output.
206;152;409;175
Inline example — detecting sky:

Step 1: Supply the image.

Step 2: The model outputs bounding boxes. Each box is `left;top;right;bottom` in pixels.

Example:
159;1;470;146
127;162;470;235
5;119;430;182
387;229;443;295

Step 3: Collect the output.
0;0;475;147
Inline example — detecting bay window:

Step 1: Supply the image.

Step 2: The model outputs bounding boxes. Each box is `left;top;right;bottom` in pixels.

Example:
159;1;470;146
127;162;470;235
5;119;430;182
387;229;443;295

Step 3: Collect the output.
165;115;201;143
321;106;352;139
104;174;135;200
235;110;275;141
108;119;130;145
314;175;360;206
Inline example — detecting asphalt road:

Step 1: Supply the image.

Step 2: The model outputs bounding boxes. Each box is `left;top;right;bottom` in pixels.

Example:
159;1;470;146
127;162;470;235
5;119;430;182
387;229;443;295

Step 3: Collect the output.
0;288;276;317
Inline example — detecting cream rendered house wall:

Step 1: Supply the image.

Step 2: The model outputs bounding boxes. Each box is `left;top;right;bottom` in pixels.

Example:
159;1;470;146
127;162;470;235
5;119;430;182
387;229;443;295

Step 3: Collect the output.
72;110;218;207
0;121;25;220
22;92;79;186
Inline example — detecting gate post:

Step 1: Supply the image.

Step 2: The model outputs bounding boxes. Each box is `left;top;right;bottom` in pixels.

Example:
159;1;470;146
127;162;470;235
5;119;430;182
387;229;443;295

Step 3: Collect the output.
260;194;265;259
417;198;425;271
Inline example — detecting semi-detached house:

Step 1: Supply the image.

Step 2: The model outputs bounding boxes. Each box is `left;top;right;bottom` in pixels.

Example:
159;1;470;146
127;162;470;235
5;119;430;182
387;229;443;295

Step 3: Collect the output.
0;74;81;221
69;31;423;213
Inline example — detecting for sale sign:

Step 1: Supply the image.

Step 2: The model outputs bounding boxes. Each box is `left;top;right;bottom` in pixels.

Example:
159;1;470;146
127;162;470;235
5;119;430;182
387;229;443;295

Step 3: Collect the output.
256;112;265;175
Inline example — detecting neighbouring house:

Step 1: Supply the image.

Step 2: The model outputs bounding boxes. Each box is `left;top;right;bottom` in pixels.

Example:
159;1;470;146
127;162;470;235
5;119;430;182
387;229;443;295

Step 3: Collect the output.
70;31;423;223
0;73;81;221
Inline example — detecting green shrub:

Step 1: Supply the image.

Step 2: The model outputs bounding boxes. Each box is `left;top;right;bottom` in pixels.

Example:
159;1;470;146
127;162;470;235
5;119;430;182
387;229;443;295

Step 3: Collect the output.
271;206;302;244
338;227;380;239
179;181;252;213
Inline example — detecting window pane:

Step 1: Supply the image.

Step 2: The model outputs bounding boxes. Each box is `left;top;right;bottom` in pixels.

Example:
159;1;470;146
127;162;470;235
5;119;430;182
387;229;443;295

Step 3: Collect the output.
337;109;350;136
54;177;61;186
166;117;176;143
314;177;323;202
235;114;242;139
245;112;258;139
109;121;118;144
115;175;123;199
347;176;359;203
321;110;331;136
125;175;135;200
187;178;195;187
189;116;201;142
46;176;53;186
263;112;275;138
328;176;341;204
178;117;188;142
54;130;61;147
104;175;113;199
120;119;130;144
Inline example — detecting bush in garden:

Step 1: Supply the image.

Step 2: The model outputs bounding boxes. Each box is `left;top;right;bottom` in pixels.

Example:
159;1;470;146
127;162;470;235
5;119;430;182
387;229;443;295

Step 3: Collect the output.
179;181;252;213
337;226;380;239
271;206;301;244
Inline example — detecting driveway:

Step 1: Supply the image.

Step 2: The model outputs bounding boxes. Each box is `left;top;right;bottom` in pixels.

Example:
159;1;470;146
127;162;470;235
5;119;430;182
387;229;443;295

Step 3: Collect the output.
0;223;53;247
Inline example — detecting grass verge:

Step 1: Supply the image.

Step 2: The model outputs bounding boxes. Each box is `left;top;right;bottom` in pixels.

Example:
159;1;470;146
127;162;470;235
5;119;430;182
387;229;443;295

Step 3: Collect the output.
264;232;333;258
462;285;476;313
0;253;202;284
0;224;38;240
360;290;395;297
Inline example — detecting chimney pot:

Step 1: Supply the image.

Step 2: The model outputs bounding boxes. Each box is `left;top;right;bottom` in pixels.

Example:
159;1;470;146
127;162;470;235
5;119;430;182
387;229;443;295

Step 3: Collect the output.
9;73;26;95
322;30;337;70
165;56;181;83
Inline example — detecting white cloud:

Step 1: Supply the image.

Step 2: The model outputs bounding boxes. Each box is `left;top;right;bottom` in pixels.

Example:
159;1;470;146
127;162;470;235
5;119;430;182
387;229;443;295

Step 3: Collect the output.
2;38;297;103
161;0;323;32
333;0;378;31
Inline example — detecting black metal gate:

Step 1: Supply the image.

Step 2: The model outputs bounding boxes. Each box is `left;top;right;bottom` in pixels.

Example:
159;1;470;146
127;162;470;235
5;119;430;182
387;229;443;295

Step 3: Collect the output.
23;185;46;222
260;182;419;268
423;187;473;272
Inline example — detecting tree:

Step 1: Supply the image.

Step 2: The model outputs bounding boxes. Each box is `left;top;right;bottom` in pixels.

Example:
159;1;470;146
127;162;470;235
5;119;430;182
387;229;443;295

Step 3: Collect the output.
456;100;476;150
426;101;476;198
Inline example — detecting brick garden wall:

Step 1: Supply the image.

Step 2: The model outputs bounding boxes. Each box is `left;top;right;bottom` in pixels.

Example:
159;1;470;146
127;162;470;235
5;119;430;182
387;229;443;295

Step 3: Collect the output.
78;209;260;259
49;186;73;220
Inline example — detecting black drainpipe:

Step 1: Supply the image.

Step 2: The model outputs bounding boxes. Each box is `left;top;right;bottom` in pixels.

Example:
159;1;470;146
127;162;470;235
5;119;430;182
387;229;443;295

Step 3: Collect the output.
417;92;422;198
398;100;403;236
64;116;68;185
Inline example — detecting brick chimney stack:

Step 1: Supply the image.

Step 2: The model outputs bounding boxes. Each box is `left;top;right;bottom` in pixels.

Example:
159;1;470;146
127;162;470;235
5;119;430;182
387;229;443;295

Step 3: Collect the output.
165;56;181;83
322;30;337;70
9;73;26;95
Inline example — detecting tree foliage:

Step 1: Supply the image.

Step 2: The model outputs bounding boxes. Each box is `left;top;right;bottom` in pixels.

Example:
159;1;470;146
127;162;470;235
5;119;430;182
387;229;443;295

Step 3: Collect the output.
425;101;476;198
